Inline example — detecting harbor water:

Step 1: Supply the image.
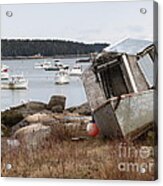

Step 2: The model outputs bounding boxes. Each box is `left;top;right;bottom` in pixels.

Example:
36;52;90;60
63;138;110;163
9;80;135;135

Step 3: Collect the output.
1;58;90;111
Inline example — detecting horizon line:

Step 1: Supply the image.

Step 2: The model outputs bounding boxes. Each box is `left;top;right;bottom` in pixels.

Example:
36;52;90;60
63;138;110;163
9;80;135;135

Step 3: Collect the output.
1;37;110;44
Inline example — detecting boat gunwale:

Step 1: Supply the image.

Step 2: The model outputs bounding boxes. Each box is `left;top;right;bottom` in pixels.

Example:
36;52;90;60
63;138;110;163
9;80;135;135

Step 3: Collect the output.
93;89;154;113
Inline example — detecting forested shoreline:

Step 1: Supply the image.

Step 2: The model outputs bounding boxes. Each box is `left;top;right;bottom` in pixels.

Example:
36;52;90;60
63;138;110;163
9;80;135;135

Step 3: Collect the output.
1;39;109;58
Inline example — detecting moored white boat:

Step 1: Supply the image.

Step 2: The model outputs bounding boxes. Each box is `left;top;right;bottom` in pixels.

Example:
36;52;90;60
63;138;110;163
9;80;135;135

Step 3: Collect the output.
1;74;28;89
1;72;9;80
44;61;69;71
34;62;44;69
55;69;70;85
69;65;83;76
1;64;9;80
34;61;51;69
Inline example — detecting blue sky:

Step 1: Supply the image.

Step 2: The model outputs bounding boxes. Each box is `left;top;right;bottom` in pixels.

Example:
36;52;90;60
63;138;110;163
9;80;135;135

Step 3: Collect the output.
1;1;154;44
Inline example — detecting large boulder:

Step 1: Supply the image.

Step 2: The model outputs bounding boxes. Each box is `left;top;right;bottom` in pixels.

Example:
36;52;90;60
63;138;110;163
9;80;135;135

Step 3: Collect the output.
14;123;51;149
25;113;52;123
47;95;66;112
25;101;47;111
1;101;47;129
51;105;63;113
11;112;59;134
2;101;47;120
1;110;24;128
66;102;91;116
14;101;47;116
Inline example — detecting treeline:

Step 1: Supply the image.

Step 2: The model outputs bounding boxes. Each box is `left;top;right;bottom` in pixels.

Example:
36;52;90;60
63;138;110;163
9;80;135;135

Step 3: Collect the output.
1;39;109;57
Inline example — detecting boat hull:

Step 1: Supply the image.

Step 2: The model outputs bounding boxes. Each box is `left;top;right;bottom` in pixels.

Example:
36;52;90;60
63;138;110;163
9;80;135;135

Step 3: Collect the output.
55;76;69;85
1;81;28;89
93;90;154;139
45;66;69;71
69;69;82;76
1;72;9;80
69;72;82;76
44;67;60;71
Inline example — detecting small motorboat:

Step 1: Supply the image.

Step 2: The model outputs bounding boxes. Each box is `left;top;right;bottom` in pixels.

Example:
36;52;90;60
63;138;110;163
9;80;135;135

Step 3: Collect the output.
1;72;9;80
55;69;70;85
44;61;69;71
54;59;60;62
1;74;28;89
34;61;52;69
69;65;83;76
1;64;9;80
34;62;44;69
76;58;90;63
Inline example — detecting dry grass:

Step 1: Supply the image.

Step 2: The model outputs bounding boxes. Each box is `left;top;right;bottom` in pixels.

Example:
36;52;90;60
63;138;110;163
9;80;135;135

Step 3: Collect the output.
1;124;156;180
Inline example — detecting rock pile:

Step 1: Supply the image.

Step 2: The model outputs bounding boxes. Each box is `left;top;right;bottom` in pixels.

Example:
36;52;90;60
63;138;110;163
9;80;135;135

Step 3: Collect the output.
1;95;92;150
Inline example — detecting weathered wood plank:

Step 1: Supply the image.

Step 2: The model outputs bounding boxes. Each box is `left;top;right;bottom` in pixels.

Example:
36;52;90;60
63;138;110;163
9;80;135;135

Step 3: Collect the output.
82;67;106;111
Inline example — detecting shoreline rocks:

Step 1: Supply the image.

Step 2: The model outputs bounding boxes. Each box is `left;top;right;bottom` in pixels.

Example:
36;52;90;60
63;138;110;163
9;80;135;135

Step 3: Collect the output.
11;112;60;134
1;110;24;128
47;95;66;112
14;123;51;149
1;95;92;143
11;101;47;117
66;102;91;116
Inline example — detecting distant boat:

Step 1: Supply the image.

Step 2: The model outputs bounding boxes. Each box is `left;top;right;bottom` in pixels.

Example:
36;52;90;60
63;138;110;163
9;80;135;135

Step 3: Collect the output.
34;61;52;69
1;74;28;89
55;69;70;85
54;59;60;62
1;72;9;80
34;62;44;69
76;58;90;63
1;64;9;80
69;65;83;76
44;61;69;71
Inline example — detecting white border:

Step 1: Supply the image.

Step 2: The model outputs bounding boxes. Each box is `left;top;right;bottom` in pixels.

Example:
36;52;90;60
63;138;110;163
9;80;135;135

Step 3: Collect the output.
0;0;162;186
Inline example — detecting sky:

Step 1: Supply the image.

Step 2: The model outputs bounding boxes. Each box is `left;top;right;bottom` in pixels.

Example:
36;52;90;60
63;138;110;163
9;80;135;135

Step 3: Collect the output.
0;1;154;44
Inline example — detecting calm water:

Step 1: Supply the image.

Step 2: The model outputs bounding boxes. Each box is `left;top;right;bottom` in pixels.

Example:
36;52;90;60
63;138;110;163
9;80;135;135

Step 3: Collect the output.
1;58;90;111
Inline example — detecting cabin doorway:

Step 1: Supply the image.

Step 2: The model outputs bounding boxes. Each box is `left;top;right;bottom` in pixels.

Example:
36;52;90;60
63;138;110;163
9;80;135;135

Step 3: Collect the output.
98;59;133;99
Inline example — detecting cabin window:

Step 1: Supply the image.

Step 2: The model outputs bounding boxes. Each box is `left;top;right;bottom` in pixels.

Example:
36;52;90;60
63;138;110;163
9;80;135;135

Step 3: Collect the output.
148;48;155;61
137;53;154;88
98;61;131;99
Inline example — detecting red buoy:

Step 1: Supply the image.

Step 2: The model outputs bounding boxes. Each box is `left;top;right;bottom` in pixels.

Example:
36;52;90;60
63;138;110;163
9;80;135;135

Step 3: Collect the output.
86;123;99;137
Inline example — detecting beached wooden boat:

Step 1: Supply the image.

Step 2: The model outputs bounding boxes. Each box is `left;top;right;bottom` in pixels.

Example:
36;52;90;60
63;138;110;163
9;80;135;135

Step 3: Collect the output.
82;38;157;140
